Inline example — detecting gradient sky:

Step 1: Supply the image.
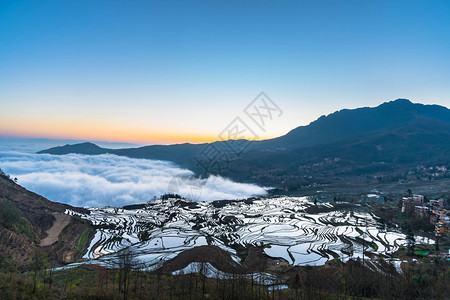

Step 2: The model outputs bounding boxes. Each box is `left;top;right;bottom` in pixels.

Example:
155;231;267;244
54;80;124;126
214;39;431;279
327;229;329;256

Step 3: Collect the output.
1;0;450;144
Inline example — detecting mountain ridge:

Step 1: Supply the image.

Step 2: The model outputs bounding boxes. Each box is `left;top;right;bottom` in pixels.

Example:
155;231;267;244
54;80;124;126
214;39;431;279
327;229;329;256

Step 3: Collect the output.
256;99;450;149
38;99;450;189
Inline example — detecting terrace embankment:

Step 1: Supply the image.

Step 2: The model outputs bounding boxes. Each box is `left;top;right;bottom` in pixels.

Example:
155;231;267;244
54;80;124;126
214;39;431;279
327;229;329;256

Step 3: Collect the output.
159;245;291;275
159;245;243;273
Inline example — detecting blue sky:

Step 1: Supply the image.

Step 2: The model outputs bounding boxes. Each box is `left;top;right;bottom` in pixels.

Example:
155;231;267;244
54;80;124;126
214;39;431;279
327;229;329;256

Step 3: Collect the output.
1;0;449;144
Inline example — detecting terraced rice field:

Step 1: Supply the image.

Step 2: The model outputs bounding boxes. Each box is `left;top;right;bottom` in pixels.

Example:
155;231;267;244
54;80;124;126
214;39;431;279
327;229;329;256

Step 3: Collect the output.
66;197;433;270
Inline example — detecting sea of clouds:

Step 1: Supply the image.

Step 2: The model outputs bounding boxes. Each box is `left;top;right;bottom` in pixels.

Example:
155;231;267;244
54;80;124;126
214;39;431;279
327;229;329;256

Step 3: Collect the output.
0;139;267;207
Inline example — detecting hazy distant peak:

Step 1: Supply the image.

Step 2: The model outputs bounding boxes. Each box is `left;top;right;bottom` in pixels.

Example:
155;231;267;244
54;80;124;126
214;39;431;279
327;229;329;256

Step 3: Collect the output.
38;141;106;155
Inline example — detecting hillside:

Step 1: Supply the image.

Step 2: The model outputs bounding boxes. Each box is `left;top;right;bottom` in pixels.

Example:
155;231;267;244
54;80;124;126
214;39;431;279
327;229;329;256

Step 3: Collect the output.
38;99;450;189
0;170;94;268
228;119;450;188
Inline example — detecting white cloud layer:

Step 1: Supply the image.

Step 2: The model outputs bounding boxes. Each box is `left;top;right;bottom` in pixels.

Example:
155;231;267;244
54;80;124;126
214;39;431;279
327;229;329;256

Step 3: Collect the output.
0;144;267;207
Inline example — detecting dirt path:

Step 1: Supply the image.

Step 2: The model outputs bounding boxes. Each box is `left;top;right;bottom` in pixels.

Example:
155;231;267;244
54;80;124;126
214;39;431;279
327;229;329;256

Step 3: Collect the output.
40;212;71;247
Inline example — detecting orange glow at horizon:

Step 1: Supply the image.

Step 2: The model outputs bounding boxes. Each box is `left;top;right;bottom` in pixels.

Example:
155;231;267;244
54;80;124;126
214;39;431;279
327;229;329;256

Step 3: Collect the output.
0;117;275;145
1;127;218;145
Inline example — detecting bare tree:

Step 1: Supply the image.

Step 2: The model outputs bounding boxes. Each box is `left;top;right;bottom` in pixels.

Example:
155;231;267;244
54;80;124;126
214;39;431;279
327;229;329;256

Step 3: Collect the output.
115;248;139;300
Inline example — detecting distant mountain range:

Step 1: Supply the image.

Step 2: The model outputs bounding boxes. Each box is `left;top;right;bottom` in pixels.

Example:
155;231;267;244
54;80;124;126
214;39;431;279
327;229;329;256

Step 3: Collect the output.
39;99;450;190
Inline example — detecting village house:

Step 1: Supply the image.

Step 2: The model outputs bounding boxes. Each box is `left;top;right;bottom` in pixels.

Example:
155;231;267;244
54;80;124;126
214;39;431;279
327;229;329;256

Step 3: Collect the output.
402;194;424;212
414;205;429;217
435;218;450;236
429;199;444;208
402;195;449;237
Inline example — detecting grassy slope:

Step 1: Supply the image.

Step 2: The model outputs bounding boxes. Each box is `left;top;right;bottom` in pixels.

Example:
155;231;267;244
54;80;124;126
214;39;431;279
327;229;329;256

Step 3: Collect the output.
0;174;94;268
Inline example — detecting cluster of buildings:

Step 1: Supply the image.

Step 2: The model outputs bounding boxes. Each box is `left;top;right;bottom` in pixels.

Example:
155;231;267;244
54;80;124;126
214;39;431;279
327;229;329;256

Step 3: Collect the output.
402;195;449;237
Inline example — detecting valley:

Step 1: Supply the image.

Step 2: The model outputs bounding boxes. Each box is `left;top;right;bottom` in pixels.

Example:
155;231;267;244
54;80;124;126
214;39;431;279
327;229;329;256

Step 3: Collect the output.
65;197;432;274
2;1;450;297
